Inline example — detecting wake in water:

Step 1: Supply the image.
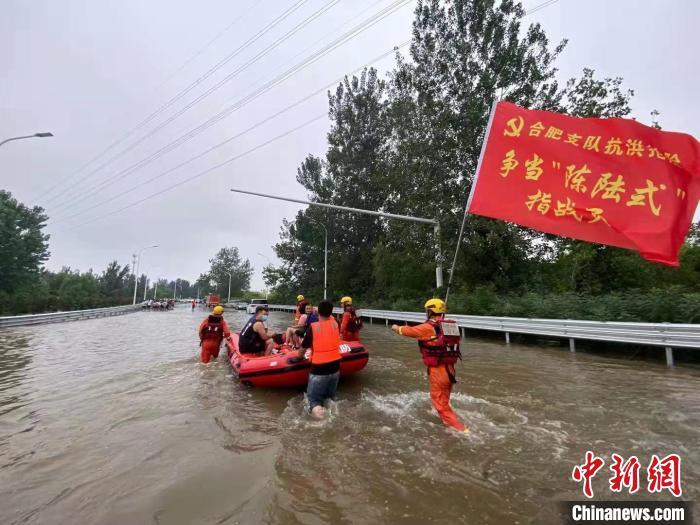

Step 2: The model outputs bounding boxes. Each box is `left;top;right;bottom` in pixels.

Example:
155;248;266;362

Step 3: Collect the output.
279;394;342;430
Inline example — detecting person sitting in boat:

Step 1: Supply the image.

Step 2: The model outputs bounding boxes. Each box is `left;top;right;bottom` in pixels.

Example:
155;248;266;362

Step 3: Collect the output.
295;303;319;341
198;305;231;363
284;302;313;349
294;294;308;322
339;296;362;341
295;300;342;419
239;305;277;356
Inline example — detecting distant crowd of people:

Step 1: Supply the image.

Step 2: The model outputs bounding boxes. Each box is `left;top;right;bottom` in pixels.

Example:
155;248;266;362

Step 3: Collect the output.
143;299;175;310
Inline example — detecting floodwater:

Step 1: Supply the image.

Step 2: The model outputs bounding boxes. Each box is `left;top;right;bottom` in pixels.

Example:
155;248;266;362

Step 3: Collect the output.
1;307;698;524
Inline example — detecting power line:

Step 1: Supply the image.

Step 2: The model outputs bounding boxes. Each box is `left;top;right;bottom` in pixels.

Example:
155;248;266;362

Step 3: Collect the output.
525;0;560;16
38;0;309;207
47;0;341;214
55;113;328;233
51;0;561;230
152;0;263;91
49;0;412;219
52;42;409;226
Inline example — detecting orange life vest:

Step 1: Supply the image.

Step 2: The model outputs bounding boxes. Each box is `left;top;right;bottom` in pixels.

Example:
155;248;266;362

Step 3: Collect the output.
309;318;341;365
201;315;225;342
418;318;461;367
344;307;362;332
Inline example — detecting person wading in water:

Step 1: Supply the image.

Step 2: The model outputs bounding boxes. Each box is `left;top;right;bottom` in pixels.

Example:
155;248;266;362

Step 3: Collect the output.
198;305;231;363
339;296;362;341
293;300;342;419
391;298;469;433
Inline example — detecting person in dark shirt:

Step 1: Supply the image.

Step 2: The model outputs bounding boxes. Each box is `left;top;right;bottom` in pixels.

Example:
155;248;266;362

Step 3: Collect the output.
239;306;277;355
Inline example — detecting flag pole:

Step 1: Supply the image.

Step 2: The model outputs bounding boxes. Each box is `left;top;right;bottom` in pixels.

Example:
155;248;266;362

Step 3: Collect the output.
445;100;499;305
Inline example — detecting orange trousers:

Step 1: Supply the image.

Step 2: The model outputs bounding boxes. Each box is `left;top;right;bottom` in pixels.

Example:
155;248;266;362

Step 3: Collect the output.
427;364;466;431
200;340;221;363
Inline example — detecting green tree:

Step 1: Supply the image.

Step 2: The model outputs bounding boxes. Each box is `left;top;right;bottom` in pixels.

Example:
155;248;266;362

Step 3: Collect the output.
0;190;50;294
207;247;253;299
272;0;576;298
100;260;132;300
290;69;390;299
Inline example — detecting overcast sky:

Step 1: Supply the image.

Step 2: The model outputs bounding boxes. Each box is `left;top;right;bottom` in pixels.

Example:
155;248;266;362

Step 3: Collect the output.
2;0;699;290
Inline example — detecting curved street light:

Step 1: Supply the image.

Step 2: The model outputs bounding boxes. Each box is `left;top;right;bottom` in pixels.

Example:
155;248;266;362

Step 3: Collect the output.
231;188;442;289
0;132;54;148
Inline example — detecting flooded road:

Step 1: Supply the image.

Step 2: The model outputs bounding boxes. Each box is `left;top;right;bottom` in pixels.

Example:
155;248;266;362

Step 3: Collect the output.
1;306;698;524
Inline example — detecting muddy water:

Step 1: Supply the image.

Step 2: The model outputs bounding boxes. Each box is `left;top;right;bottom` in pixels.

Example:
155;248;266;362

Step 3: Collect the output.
0;307;698;524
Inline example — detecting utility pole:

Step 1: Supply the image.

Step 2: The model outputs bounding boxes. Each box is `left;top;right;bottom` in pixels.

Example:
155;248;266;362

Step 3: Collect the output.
154;279;158;299
173;278;178;300
143;278;148;301
231;188;443;288
257;252;271;300
131;254;137;303
132;245;158;305
227;273;232;303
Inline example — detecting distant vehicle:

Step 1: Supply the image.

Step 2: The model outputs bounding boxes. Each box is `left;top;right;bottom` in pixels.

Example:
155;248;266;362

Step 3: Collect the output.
246;298;269;314
206;293;221;307
236;301;248;311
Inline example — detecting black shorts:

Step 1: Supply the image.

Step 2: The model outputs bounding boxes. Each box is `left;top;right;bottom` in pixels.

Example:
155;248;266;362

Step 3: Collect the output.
239;338;264;355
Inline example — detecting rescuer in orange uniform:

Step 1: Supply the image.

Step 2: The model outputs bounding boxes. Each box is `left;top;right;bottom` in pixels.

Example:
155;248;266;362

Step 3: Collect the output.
339;296;362;341
294;294;308;322
198;305;231;363
391;299;469;433
295;300;342;419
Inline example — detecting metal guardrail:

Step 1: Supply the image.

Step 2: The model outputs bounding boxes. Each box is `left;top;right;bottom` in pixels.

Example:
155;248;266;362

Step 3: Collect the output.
268;304;700;367
0;304;142;328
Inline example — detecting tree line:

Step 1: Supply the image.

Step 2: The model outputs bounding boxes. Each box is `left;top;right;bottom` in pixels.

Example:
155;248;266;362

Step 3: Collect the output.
263;0;700;323
0;190;256;314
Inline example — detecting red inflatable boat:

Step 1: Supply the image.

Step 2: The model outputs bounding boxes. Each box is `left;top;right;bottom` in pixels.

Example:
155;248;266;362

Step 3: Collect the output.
226;333;369;388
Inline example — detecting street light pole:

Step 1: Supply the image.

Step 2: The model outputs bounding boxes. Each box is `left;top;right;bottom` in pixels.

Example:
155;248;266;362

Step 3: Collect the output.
257;252;272;300
132;245;158;305
310;220;328;300
227;273;232;303
0;132;54;148
154;279;158;299
231;188;443;288
143;278;148;301
173;278;178;300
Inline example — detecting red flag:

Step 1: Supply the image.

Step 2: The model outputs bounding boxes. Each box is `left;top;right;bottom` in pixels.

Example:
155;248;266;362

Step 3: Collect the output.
467;101;700;265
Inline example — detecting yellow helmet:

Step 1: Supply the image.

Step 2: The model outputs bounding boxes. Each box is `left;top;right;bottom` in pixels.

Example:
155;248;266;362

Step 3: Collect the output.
340;296;352;305
296;294;305;302
213;305;224;315
424;298;446;314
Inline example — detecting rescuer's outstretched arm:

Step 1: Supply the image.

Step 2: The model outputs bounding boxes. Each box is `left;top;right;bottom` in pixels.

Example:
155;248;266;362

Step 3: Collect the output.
391;323;435;339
